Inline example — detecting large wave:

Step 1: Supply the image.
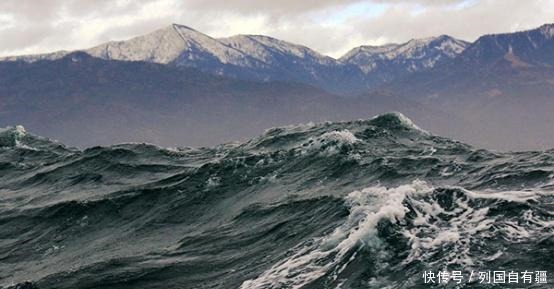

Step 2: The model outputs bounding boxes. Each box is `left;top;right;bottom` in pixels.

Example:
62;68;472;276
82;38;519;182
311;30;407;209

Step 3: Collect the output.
1;113;553;289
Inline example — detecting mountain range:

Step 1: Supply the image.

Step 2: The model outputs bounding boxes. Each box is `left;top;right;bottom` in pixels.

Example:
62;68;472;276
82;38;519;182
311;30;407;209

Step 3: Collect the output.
1;23;554;150
1;24;469;94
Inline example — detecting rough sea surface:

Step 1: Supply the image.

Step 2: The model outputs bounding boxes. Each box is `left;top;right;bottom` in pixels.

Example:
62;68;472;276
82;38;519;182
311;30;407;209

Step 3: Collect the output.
1;113;553;288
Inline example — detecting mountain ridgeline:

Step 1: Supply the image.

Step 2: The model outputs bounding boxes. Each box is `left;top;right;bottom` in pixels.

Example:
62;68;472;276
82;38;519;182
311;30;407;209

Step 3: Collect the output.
1;23;554;150
1;24;468;95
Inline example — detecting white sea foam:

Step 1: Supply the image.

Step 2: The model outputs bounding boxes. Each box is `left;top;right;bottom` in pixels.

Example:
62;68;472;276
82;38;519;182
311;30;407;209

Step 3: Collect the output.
0;125;26;138
299;129;360;156
240;181;551;289
320;130;359;145
371;112;429;134
205;176;221;188
0;125;37;150
239;181;430;289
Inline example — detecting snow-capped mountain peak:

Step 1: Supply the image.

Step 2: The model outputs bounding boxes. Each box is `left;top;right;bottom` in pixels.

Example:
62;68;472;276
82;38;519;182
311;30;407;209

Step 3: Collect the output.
84;24;188;64
340;35;469;73
84;24;258;67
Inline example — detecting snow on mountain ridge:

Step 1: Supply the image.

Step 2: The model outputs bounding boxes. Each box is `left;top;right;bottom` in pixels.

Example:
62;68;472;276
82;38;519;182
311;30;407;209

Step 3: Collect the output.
340;35;469;73
456;23;554;68
539;23;554;39
85;24;187;64
0;50;70;63
84;24;261;68
215;33;369;94
173;24;261;66
219;34;338;66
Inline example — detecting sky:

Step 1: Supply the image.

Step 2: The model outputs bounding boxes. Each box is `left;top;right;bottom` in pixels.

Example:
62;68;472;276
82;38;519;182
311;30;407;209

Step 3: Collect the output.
1;0;554;58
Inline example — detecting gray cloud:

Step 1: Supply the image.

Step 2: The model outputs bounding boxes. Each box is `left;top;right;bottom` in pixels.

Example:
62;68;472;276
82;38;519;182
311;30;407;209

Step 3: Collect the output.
0;0;553;58
372;0;465;5
183;0;364;16
351;0;554;42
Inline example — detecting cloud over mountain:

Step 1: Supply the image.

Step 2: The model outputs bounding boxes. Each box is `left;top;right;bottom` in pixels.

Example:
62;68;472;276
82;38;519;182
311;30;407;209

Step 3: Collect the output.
1;0;554;58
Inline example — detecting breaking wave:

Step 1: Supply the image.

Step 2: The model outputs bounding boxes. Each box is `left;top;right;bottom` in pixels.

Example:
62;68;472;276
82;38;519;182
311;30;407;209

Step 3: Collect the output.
1;113;554;289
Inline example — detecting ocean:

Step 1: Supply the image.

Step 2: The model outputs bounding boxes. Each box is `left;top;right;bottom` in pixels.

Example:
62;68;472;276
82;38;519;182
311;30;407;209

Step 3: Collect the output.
1;113;553;288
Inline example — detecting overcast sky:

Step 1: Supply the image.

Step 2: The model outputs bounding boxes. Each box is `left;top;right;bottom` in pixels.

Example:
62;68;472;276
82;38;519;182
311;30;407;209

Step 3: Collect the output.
1;0;554;58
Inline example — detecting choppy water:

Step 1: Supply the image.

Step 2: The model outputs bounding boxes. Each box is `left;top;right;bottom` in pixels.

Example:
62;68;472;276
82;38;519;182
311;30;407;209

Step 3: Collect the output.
1;113;553;289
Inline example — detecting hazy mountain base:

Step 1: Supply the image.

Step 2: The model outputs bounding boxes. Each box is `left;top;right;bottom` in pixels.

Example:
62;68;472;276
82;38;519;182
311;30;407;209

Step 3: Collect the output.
1;113;553;289
0;52;541;151
0;52;461;149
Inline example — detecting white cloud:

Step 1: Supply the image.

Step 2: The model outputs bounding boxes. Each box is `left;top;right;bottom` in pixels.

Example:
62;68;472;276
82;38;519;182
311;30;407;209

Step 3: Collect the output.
0;0;553;58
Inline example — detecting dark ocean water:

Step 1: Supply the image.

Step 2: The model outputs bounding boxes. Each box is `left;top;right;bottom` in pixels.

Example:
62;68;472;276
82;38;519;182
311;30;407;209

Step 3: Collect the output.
1;113;553;289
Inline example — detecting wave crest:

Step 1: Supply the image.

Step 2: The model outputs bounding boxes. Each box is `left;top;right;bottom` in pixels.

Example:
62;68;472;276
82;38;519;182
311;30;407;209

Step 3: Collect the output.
240;181;553;288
